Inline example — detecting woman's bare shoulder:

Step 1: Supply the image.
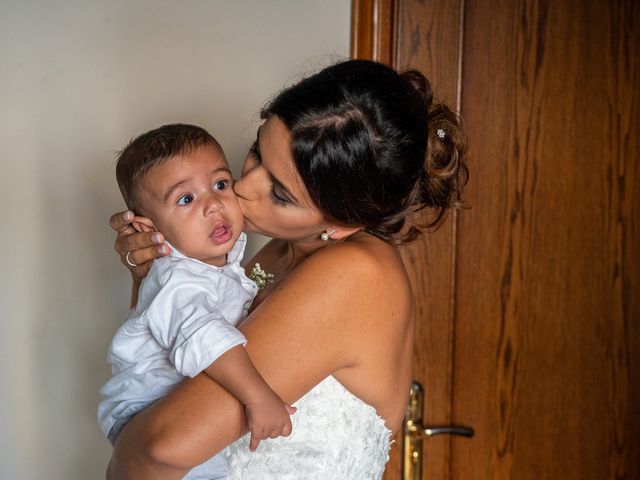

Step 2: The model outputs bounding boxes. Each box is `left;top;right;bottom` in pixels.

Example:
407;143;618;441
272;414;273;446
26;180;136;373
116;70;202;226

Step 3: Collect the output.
306;233;407;288
294;235;414;430
289;233;412;331
246;234;409;332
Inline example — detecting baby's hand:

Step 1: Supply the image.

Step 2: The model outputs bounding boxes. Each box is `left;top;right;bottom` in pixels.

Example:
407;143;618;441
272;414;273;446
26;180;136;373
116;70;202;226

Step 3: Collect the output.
245;392;296;452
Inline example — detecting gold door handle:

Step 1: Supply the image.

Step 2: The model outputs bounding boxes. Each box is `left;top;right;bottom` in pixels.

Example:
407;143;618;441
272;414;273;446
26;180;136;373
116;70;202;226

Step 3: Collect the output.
403;382;474;480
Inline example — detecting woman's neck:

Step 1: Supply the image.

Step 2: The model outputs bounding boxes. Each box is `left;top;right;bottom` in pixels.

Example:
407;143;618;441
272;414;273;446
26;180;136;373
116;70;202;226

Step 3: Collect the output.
284;231;374;273
284;238;324;273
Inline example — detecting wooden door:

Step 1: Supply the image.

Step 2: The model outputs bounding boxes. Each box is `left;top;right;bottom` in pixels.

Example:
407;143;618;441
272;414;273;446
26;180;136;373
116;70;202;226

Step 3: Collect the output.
352;1;640;479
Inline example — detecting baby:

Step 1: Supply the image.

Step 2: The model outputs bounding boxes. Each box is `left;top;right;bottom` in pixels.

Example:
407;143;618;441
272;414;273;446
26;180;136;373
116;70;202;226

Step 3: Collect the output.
98;123;294;479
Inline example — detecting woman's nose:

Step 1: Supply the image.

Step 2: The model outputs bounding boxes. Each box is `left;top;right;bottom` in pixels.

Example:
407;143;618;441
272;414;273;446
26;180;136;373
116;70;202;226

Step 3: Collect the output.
233;173;259;201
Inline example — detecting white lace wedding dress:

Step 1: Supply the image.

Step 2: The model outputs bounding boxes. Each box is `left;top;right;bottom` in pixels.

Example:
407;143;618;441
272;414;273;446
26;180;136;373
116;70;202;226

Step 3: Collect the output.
227;376;392;479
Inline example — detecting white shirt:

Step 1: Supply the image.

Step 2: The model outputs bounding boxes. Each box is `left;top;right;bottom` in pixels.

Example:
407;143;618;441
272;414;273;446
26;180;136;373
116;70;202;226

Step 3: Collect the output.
98;233;257;458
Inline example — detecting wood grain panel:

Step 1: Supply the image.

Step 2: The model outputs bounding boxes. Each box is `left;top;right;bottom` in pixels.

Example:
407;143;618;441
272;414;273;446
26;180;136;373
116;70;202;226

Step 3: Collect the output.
395;2;465;479
351;0;397;65
453;1;640;478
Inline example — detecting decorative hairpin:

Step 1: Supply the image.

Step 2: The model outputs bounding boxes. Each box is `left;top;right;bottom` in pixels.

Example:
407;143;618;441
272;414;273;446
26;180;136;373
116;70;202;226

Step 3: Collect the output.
436;129;446;139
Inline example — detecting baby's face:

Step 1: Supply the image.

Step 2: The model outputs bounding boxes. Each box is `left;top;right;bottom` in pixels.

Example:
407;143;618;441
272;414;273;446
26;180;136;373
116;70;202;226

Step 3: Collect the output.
138;143;243;266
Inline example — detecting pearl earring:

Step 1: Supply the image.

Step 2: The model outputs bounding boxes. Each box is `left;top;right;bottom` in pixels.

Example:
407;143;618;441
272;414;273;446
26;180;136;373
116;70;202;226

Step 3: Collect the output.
321;229;337;241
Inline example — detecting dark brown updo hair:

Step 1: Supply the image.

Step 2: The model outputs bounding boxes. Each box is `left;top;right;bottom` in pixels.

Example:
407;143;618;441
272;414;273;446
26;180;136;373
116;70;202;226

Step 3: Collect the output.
261;59;468;243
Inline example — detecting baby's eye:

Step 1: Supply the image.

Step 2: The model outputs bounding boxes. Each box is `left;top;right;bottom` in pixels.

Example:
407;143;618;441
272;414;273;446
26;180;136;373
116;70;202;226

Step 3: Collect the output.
214;180;229;191
176;194;194;205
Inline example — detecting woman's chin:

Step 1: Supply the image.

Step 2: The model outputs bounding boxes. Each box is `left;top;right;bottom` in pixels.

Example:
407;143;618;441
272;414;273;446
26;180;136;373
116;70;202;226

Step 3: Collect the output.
241;217;261;234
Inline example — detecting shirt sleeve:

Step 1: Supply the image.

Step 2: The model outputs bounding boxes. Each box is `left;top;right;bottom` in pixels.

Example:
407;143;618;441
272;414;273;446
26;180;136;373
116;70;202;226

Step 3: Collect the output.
143;268;247;378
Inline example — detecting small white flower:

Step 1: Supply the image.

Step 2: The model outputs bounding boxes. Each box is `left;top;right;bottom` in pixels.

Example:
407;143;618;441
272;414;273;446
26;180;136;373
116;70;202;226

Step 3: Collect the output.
436;128;446;139
248;263;275;293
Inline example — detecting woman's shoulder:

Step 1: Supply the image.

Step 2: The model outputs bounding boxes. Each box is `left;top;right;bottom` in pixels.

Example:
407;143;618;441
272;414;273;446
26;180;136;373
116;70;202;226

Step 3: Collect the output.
301;234;413;430
312;233;404;278
297;233;411;309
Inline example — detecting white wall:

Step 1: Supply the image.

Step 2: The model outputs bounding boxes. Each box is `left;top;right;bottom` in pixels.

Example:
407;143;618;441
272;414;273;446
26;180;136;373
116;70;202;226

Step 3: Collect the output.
0;1;350;478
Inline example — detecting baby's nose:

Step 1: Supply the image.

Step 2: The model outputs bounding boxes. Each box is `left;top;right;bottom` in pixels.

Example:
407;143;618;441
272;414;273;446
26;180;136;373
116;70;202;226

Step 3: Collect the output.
204;193;223;214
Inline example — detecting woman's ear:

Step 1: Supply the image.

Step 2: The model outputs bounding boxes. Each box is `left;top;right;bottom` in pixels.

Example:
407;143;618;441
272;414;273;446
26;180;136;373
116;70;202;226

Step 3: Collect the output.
132;216;157;233
325;226;362;241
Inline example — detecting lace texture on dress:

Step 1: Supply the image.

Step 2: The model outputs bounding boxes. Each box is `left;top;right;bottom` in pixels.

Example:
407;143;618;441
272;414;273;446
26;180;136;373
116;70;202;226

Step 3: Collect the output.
227;376;392;480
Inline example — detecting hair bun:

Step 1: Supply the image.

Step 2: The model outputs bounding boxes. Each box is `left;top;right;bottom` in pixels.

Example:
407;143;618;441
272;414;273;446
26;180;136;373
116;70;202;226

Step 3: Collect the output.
401;70;434;109
400;70;469;236
417;100;469;232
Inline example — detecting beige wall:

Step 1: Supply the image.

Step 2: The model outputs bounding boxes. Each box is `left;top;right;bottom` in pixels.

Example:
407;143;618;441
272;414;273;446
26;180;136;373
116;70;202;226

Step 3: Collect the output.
0;1;350;478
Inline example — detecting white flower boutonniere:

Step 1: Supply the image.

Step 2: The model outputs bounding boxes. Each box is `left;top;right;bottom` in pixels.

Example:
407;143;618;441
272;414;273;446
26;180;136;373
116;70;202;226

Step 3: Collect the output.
248;263;275;293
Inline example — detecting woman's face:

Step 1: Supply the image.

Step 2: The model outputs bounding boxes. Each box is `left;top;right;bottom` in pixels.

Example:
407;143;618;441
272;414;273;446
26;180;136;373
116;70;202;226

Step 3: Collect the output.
234;116;327;241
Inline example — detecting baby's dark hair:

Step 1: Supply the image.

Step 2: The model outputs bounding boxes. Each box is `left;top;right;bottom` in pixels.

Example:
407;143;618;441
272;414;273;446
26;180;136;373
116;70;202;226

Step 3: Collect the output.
115;123;218;213
262;59;468;243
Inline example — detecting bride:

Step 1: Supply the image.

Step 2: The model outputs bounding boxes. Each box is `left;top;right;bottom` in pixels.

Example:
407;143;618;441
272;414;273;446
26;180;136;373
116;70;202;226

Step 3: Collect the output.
107;59;467;479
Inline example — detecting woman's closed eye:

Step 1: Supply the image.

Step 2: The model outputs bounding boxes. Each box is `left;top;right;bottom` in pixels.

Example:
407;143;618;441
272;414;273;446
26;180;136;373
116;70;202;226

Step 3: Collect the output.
270;185;290;206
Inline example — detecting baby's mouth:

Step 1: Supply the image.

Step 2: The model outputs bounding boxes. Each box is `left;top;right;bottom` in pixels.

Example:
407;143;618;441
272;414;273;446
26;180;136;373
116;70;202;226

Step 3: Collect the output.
211;224;232;244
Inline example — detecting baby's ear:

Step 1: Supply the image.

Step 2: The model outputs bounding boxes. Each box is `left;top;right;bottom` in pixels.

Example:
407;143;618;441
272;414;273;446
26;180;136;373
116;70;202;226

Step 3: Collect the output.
132;216;157;233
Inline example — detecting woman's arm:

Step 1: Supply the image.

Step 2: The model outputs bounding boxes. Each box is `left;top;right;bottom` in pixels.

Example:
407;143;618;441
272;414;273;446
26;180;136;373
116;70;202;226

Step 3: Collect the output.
108;241;388;479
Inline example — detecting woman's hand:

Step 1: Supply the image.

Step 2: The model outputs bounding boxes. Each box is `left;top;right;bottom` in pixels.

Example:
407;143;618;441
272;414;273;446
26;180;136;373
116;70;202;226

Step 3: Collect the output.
110;210;169;283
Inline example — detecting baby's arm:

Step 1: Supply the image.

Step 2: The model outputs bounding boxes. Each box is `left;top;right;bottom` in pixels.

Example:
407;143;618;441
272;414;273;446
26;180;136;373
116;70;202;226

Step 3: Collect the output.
145;268;295;452
203;345;296;451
